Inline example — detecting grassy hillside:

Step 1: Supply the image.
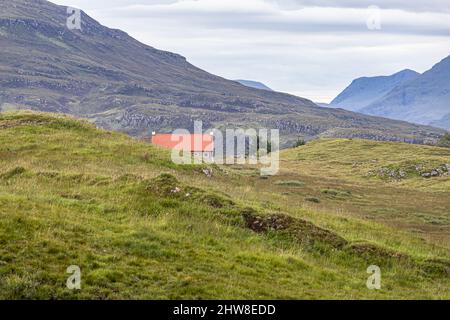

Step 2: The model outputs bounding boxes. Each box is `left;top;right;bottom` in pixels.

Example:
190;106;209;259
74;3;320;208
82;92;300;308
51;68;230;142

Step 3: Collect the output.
0;112;449;299
282;139;450;191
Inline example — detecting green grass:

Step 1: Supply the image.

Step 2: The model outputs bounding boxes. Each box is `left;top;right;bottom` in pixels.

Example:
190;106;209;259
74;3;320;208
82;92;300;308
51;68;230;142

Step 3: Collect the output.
274;180;305;187
285;139;450;185
0;111;449;299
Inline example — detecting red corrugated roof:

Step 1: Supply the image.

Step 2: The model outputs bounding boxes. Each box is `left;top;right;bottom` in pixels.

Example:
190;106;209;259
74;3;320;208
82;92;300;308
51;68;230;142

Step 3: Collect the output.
151;134;214;152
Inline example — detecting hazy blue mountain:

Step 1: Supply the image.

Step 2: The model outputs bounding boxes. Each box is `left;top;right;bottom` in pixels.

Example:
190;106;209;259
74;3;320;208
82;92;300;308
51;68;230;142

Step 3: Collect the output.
330;69;420;112
361;56;450;130
431;113;450;130
235;80;273;91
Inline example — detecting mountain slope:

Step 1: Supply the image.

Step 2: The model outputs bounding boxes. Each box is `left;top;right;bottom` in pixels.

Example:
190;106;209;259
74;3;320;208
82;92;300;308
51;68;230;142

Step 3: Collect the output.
431;113;450;130
0;0;445;145
330;69;420;112
0;112;449;299
361;56;450;130
235;80;273;91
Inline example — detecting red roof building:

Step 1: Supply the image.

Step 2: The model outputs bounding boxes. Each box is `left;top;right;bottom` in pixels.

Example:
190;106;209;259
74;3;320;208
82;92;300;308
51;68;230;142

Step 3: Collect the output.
151;133;214;160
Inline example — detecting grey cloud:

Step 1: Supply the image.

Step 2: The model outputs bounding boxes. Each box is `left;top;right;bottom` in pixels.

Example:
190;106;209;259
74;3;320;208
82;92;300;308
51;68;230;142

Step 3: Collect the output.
267;0;450;12
56;0;450;12
104;4;450;37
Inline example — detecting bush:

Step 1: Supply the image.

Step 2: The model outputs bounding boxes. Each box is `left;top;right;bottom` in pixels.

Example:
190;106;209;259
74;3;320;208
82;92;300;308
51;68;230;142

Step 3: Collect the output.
293;139;306;148
437;133;450;148
257;136;272;154
305;197;320;203
275;180;305;187
321;188;351;198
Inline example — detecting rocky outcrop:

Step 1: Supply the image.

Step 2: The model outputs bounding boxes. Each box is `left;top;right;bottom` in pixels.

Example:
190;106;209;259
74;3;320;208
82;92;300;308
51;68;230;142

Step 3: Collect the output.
420;164;450;178
372;163;450;180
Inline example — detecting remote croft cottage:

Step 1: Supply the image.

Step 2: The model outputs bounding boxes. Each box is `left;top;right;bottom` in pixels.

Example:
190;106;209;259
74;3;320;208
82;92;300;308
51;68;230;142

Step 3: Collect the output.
151;132;215;161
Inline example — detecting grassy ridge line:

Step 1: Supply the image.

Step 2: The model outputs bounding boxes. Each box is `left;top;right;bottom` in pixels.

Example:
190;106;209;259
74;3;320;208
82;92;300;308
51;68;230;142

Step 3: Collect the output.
0;111;448;299
0;111;200;176
282;139;450;191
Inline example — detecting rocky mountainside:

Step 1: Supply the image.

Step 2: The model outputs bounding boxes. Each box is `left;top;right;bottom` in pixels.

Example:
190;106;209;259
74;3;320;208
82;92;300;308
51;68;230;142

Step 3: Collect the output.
361;56;450;130
330;69;420;112
0;0;445;145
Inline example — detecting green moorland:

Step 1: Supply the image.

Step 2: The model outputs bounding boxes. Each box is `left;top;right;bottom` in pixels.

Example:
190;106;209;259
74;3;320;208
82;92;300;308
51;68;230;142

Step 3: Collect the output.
0;111;449;299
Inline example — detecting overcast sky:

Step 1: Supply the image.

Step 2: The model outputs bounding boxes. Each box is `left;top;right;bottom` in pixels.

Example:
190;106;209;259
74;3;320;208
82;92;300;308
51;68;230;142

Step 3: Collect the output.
54;0;450;102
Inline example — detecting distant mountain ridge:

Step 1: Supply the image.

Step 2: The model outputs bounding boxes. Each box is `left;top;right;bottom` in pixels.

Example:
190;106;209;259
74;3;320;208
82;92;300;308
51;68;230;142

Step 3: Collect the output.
235;80;273;91
361;56;450;130
330;56;450;130
330;69;420;112
0;0;445;145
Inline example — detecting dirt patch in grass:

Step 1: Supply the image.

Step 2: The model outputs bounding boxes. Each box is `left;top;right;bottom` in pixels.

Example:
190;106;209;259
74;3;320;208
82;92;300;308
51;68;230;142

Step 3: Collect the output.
0;167;26;180
346;242;409;262
242;212;448;278
196;193;234;208
346;243;450;278
147;173;181;197
243;212;348;249
420;259;450;278
147;173;235;208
